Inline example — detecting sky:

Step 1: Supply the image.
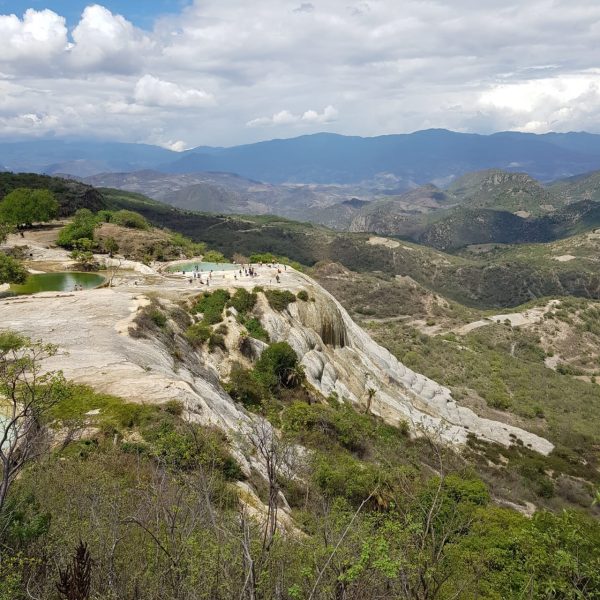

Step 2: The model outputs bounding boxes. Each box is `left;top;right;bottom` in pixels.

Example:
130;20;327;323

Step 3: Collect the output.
2;1;600;149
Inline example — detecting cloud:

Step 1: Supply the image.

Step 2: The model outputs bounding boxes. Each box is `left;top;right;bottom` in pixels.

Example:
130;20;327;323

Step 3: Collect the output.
293;3;315;13
134;75;215;108
6;1;600;144
247;106;338;127
0;9;68;70
68;5;151;73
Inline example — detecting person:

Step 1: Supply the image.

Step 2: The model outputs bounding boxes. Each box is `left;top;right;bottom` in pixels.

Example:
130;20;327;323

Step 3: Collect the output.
276;275;280;283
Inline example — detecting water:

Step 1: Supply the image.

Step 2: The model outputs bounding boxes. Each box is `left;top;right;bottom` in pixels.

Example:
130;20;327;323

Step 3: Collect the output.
7;272;106;296
168;261;239;273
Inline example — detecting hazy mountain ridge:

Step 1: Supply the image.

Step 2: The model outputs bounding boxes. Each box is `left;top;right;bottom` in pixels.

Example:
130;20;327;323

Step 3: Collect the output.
4;129;600;183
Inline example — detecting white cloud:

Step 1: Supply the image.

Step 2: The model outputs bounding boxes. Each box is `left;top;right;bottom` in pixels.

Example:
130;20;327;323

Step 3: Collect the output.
247;105;339;127
134;75;215;108
161;140;189;152
68;4;150;73
301;105;339;124
0;9;68;69
6;1;600;144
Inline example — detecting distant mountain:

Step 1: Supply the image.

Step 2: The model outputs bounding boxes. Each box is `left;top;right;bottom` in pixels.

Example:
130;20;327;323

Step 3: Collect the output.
349;184;456;236
0;140;176;175
82;170;377;226
4;129;600;184
160;129;600;184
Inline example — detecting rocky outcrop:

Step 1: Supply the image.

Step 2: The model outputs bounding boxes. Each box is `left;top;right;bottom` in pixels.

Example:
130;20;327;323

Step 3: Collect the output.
259;273;554;455
0;262;554;456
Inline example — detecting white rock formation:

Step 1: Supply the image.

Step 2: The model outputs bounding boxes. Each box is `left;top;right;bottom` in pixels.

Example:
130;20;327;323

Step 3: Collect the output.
260;273;554;455
0;264;554;456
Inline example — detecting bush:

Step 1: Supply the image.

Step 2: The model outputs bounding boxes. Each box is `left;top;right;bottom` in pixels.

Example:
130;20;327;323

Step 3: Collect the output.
203;250;228;263
111;210;149;230
254;342;300;390
0;252;27;285
57;209;99;248
193;289;231;325
226;363;265;408
150;309;167;328
185;323;211;347
265;289;296;312
297;290;309;301
229;288;257;314
282;401;371;455
241;317;270;342
163;400;184;416
0;188;58;227
209;333;227;351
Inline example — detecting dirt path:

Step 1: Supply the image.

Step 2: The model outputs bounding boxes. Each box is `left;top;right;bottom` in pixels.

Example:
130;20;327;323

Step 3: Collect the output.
453;300;560;335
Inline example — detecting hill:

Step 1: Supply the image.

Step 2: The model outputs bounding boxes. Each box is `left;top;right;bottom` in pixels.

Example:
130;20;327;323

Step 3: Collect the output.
0;172;105;215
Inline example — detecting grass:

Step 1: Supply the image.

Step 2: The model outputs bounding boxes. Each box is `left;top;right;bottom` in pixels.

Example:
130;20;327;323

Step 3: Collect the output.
48;384;162;431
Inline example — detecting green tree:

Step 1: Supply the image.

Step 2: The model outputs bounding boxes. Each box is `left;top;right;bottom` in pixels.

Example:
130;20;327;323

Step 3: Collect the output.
102;237;119;257
0;188;59;228
0;253;27;285
0;332;65;516
254;342;300;390
57;209;98;249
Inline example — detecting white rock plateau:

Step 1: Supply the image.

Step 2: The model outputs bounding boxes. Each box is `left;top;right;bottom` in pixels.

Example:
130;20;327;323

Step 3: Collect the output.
0;260;554;456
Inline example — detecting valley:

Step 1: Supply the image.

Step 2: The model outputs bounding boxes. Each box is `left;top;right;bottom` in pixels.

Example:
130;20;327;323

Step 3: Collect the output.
0;172;599;599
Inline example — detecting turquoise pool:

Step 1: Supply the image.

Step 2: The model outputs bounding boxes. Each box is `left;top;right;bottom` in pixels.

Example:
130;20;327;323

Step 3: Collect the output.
168;261;239;273
6;272;106;296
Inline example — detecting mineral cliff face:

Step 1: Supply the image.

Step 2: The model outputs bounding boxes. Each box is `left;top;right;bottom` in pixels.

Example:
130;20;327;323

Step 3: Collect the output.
0;264;554;456
259;273;554;455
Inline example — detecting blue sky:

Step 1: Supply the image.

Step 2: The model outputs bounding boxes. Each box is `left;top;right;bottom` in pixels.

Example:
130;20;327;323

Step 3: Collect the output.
0;0;190;28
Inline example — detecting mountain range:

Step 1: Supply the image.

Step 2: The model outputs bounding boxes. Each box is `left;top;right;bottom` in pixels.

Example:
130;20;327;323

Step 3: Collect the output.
5;129;600;183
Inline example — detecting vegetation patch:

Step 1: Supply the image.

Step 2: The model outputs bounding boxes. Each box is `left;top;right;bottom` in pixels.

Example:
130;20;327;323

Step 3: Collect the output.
264;289;296;312
192;289;231;325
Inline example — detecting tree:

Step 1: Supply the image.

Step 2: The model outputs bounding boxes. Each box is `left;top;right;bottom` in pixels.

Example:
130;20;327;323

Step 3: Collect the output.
0;188;59;229
0;253;27;286
254;342;301;390
0;223;12;245
57;209;98;249
0;331;65;517
102;236;119;258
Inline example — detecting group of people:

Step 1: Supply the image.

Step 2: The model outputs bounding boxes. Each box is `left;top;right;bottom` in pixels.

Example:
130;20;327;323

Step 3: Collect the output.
183;265;213;286
179;262;288;286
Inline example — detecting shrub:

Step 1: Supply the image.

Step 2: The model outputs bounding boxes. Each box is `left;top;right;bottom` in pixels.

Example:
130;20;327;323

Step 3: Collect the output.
0;252;27;285
149;310;167;328
203;250;228;263
229;288;257;314
297;290;309;301
193;289;230;325
282;401;371;455
209;333;227;351
242;317;270;342
163;400;184;416
57;209;99;248
226;363;265;408
185;323;211;347
265;289;296;312
111;210;149;230
254;342;300;390
0;188;58;227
